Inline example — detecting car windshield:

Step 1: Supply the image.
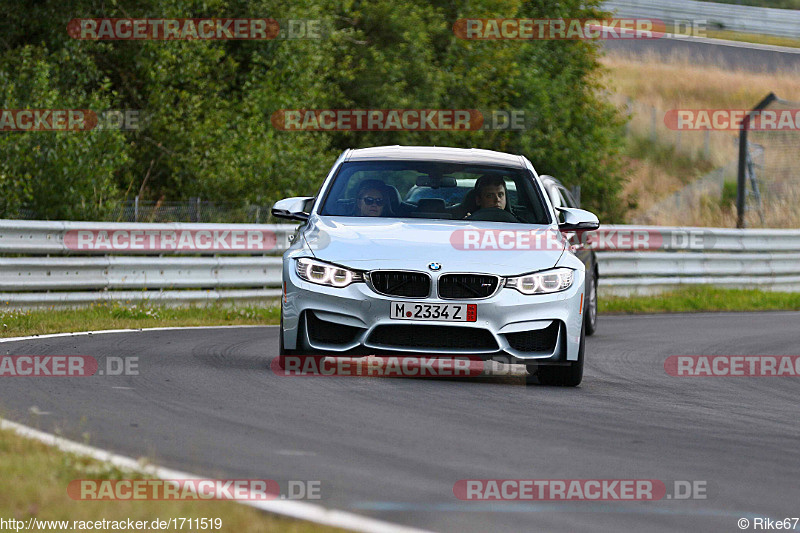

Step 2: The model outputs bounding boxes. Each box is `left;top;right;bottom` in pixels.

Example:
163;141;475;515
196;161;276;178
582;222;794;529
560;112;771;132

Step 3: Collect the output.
319;161;550;224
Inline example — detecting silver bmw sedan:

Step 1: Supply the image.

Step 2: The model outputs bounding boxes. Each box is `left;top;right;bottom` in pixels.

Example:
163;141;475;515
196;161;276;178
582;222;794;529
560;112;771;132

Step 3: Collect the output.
272;146;599;386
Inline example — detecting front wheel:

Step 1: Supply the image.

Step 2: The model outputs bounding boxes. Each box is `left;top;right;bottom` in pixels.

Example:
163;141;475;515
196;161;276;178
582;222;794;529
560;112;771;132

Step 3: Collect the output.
584;268;598;336
528;324;585;387
278;306;295;352
277;310;325;372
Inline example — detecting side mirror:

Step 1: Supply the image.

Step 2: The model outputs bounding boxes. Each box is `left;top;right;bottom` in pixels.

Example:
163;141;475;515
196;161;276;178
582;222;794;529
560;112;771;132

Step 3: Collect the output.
556;207;599;231
271;196;314;222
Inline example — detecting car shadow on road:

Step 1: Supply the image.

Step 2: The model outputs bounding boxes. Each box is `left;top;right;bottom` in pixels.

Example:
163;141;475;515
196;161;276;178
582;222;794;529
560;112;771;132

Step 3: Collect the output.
268;355;586;387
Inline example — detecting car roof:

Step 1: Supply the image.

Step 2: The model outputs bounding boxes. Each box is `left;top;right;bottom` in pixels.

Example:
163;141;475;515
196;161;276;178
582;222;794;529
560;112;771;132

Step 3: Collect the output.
345;146;526;168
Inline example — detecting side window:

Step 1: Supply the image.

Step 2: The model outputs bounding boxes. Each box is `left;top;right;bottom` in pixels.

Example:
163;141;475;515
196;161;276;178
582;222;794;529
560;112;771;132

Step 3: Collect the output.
558;186;576;209
546;185;567;224
548;186;562;209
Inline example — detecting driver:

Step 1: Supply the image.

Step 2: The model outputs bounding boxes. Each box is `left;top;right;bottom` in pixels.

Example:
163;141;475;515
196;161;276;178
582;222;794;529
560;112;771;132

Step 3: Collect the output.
464;176;519;218
463;176;519;222
475;175;507;211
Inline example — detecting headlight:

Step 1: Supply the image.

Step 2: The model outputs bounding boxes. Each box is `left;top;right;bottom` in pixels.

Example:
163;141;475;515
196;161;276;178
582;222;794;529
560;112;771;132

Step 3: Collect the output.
295;258;362;288
505;267;574;295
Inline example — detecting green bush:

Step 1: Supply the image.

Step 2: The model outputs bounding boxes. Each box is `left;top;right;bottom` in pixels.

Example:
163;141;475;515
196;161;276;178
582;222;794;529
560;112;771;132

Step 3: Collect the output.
0;0;626;221
720;180;738;210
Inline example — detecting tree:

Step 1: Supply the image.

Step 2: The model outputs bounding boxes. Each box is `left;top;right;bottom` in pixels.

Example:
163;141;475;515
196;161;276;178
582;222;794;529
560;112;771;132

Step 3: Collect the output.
0;0;625;221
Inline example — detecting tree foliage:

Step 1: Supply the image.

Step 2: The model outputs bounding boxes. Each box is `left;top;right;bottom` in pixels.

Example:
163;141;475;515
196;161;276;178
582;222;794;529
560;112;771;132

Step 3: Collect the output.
0;0;626;220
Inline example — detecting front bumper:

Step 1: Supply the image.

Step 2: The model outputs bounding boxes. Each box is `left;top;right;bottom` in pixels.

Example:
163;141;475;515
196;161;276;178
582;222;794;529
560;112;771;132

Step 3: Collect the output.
282;259;585;365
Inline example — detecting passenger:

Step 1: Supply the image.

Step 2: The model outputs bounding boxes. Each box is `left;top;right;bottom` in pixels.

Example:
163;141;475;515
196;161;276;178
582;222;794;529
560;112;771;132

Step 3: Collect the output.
354;179;388;217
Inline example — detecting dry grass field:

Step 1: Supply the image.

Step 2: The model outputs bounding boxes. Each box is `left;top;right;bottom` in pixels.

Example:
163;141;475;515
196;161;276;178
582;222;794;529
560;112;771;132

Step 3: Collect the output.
601;51;800;227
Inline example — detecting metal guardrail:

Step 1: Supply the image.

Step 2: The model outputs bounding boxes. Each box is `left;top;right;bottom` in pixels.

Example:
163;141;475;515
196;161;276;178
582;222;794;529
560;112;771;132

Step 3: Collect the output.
600;252;800;276
604;0;800;38
0;220;296;255
2;220;800;306
0;256;282;291
588;225;800;253
595;225;800;294
599;252;800;294
0;220;293;307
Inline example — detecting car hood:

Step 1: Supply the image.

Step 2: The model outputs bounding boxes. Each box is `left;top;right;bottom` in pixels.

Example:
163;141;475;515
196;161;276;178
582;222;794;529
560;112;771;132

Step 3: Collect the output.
302;216;565;276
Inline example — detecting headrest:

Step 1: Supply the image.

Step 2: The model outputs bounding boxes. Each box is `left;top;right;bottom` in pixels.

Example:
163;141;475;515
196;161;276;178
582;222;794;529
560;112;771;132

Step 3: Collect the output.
416;198;447;213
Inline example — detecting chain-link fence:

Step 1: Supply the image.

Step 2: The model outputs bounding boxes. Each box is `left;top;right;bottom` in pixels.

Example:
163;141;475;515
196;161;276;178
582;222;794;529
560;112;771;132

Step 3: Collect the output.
742;96;800;228
619;92;800;228
631;161;739;226
618;95;738;168
613;94;741;226
109;198;276;224
10;198;279;224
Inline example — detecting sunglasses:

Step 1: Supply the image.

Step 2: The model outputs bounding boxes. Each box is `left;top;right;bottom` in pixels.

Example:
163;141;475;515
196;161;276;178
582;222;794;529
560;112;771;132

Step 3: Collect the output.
359;196;385;206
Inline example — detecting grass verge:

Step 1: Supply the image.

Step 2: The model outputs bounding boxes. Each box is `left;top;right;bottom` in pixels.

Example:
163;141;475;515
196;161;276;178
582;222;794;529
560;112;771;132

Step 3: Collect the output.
704;29;800;49
700;0;800;8
0;302;352;532
600;286;800;314
2;291;799;338
0;426;348;533
0;302;280;338
661;18;800;48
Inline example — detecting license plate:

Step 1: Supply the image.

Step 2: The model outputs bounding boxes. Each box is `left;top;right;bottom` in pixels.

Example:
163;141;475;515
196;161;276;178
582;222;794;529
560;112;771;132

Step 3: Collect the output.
390;302;477;322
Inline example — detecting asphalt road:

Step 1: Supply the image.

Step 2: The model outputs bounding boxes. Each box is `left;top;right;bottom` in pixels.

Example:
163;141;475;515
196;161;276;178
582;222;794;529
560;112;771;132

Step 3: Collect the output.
1;313;799;533
603;35;800;72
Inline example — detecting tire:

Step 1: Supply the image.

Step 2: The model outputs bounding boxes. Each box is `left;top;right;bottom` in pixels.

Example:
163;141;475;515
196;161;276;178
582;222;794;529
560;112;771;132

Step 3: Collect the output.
277;307;294;369
529;323;585;387
584;267;598;336
277;310;325;372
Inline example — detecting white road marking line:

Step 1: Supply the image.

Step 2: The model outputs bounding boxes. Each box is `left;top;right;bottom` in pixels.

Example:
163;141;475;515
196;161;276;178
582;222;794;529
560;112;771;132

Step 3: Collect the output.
661;32;800;54
0;326;432;533
0;324;275;344
1;417;431;533
276;450;318;456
